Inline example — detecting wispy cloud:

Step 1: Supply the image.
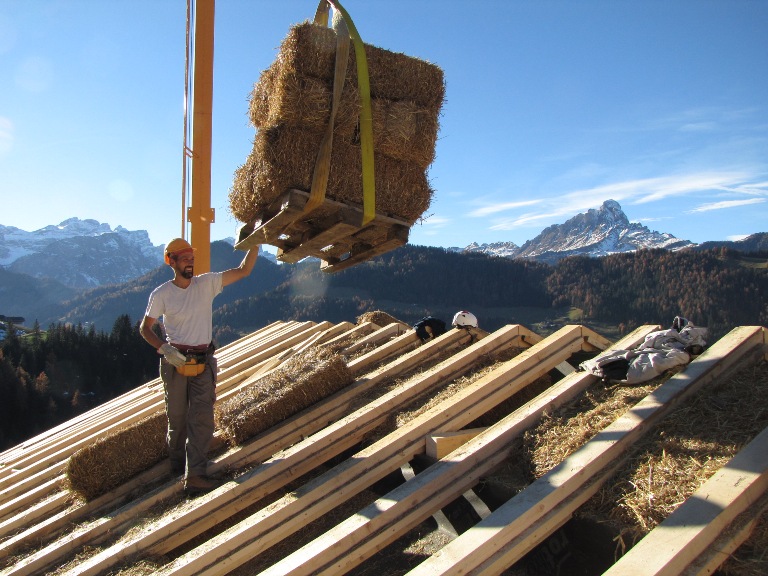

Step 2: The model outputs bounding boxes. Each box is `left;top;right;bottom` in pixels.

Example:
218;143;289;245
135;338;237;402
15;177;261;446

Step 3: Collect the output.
473;171;768;232
679;122;717;132
468;200;540;217
686;198;766;214
489;210;564;230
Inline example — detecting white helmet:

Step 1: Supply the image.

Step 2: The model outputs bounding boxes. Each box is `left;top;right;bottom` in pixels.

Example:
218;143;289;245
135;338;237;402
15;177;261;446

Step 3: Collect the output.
452;310;478;329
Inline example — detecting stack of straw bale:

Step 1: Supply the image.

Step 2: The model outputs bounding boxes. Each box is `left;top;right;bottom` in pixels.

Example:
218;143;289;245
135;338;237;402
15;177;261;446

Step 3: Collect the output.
65;413;168;501
215;346;353;446
229;21;445;226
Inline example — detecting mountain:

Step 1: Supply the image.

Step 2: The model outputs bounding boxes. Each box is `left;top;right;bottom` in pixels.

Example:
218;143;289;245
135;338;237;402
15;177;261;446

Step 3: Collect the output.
0;218;163;288
694;232;768;254
461;200;695;264
463;241;520;258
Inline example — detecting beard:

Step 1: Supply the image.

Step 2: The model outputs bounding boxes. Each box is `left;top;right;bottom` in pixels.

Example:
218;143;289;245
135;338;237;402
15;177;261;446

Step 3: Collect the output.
181;267;194;279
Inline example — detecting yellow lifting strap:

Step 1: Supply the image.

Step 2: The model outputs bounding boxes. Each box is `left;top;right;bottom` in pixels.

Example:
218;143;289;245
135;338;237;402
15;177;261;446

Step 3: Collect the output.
307;0;375;226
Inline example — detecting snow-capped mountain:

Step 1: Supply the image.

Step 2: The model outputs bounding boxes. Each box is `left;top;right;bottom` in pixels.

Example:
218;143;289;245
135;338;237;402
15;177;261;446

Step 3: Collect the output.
0;218;164;288
461;200;695;264
463;241;520;258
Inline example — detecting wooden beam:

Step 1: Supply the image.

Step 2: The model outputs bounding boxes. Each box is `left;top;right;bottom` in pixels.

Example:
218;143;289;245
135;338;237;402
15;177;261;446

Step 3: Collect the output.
150;326;597;576
252;327;658;576
342;322;410;356
426;429;486;461
57;326;525;576
4;325;482;576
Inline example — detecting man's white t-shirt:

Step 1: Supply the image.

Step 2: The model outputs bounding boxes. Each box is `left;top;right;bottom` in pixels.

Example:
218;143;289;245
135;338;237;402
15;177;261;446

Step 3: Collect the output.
145;273;224;346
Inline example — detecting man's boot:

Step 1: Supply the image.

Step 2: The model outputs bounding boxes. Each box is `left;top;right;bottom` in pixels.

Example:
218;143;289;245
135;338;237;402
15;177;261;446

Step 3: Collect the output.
184;475;218;494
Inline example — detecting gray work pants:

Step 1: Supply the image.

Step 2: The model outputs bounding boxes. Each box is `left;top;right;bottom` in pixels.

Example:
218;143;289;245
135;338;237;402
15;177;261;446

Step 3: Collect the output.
160;354;217;477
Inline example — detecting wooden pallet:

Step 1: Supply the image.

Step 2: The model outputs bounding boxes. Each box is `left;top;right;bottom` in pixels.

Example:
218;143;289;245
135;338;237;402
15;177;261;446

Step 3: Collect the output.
234;188;411;272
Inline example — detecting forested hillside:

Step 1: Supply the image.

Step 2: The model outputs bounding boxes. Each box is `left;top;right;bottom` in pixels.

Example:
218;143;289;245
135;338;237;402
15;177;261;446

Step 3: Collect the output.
546;247;768;338
0;316;158;450
214;245;768;341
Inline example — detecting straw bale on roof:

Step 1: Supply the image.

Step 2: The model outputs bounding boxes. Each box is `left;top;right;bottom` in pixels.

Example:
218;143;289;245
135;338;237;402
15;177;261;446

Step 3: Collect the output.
356;310;403;327
520;360;768;575
229;21;444;227
215;346;353;446
65;413;167;501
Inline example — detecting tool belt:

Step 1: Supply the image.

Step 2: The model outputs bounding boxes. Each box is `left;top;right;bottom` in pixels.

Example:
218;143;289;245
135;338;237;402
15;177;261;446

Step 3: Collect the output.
172;344;212;377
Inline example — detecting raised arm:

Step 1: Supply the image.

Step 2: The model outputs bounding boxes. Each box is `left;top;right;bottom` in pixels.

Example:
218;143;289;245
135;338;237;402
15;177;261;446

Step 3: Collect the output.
222;246;259;287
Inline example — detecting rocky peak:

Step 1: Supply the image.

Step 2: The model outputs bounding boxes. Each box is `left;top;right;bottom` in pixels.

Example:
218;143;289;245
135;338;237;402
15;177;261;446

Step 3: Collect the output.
463;200;694;264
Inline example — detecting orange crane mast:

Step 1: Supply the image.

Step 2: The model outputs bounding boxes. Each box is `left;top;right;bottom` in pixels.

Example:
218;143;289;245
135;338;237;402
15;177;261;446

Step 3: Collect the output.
185;0;215;274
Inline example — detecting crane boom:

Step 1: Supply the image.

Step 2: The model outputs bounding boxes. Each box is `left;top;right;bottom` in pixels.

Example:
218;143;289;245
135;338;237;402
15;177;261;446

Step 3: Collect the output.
187;0;215;273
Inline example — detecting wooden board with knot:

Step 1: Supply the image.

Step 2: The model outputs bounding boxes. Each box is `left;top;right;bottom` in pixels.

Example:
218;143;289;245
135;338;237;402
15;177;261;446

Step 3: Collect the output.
234;188;410;273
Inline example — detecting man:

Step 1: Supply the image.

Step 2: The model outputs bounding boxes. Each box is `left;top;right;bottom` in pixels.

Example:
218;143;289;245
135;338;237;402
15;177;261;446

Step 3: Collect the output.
412;316;446;342
140;238;259;493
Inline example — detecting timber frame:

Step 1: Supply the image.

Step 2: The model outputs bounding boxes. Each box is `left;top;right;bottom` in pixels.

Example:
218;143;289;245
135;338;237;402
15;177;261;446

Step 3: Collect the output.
1;320;766;576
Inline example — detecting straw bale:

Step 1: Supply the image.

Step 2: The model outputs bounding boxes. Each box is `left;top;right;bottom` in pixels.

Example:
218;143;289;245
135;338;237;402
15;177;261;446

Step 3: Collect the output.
523;382;659;478
249;63;360;138
228;124;434;224
276;22;445;108
215;346;353;446
249;63;439;168
65;412;168;501
356;310;403;327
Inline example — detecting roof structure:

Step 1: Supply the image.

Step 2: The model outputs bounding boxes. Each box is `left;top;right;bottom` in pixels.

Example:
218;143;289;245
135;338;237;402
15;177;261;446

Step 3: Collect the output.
1;318;767;575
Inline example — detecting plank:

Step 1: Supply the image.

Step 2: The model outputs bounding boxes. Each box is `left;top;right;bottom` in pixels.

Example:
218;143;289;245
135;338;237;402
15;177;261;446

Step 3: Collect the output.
320;321;378;351
152;326;600;576
401;462;459;538
277;210;360;263
5;325;482;576
604;425;768;576
320;225;409;273
253;327;659;576
234;190;307;251
58;325;526;576
0;487;69;540
347;330;422;375
404;325;768;576
425;428;486;461
682;495;768;576
342;322;409;356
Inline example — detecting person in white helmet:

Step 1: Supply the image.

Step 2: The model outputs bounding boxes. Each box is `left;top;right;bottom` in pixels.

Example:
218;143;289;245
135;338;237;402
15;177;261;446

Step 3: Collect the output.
140;237;259;494
452;310;478;329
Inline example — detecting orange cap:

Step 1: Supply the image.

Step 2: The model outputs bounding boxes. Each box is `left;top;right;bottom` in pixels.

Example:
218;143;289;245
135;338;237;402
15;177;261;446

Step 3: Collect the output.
164;238;195;265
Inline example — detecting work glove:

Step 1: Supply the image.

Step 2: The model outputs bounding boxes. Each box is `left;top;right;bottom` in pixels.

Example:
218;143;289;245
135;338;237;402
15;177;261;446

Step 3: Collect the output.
159;343;187;368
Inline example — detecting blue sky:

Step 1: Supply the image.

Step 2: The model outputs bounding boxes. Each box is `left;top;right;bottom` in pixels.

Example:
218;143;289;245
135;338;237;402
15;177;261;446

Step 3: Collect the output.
1;0;767;251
